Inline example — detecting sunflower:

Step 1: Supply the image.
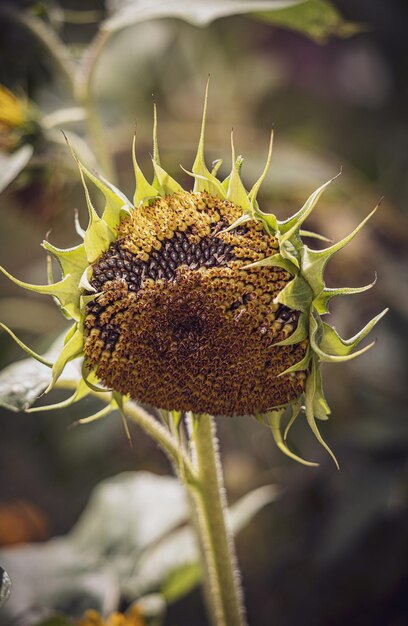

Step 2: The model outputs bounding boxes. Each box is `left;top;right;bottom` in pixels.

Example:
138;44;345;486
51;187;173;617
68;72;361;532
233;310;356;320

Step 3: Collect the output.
0;85;386;466
0;85;37;151
77;606;145;626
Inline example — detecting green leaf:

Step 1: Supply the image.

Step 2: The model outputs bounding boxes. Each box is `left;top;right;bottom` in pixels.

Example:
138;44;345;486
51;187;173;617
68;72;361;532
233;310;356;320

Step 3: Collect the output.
125;484;277;602
0;330;82;412
0;145;33;194
104;0;304;32
254;0;363;43
161;562;202;603
33;617;74;626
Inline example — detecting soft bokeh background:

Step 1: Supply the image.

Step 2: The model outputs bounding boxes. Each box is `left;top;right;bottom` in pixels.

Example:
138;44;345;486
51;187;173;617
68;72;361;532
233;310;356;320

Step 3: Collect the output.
0;1;407;625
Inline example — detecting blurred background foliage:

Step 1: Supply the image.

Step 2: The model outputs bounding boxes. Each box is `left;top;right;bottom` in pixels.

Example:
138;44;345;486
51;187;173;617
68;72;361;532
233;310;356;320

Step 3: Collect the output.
0;1;407;625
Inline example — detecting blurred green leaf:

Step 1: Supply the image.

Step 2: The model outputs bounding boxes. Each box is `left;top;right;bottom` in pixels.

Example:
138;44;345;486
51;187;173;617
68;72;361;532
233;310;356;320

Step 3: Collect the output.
104;0;303;32
127;485;278;603
0;330;81;411
0;146;33;195
34;617;74;626
0;473;277;621
69;471;189;556
161;562;202;604
254;0;363;43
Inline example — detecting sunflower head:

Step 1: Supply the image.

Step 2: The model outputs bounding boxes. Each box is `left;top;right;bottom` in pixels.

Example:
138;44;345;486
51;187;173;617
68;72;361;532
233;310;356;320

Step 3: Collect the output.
0;84;387;466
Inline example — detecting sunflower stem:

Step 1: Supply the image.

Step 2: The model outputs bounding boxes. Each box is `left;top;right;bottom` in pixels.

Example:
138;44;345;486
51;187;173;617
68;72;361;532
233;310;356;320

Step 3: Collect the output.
188;414;247;626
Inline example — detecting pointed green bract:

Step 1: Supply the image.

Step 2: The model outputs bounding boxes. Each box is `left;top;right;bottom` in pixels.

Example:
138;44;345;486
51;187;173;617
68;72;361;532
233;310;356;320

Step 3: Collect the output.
274;313;307;346
314;276;377;315
275;274;313;312
278;172;341;246
211;159;223;176
299;230;332;243
305;358;339;469
45;324;84;394
226;133;252;213
267;409;318;467
219;213;251;235
27;376;91;413
278;347;311;376
243;252;297;274
191;78;226;198
283;398;302;440
63;132;132;230
151;101;164;193
77;402;115;425
74;209;85;239
302;205;379;297
180;165;226;198
249;130;274;208
42;241;87;278
132;132;158;206
313;366;331;421
0;323;53;367
310;309;387;363
152;160;184;195
77;167;115;264
0;265;82;321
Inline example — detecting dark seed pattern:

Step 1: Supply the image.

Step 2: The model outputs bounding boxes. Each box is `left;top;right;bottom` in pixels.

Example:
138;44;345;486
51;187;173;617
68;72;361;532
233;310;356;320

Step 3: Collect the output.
90;229;236;294
84;191;307;416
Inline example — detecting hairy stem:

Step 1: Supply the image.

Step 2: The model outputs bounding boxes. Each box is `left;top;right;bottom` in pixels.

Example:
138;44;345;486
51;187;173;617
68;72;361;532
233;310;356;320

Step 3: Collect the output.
55;382;246;624
124;401;197;486
188;414;247;626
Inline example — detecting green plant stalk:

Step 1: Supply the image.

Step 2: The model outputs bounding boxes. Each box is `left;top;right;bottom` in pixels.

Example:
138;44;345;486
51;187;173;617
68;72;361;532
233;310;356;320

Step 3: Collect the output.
55;388;247;625
75;30;117;182
56;381;196;485
189;414;247;626
6;7;116;182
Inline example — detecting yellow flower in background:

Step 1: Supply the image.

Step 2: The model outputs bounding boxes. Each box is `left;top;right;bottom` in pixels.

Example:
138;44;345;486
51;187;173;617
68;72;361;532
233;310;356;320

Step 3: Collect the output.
77;606;145;626
0;84;387;466
0;85;36;151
